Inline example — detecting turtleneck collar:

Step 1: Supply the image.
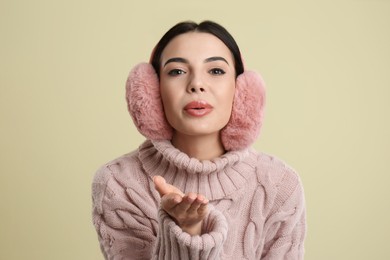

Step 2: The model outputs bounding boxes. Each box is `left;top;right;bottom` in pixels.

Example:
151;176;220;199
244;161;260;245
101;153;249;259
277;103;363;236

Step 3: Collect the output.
138;140;257;200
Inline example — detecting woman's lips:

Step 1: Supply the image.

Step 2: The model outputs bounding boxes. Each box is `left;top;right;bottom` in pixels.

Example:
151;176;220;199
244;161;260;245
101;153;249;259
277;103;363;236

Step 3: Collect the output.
184;100;213;117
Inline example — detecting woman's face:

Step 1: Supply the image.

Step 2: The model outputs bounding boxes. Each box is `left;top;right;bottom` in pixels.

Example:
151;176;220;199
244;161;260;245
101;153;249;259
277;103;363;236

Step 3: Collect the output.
159;32;236;138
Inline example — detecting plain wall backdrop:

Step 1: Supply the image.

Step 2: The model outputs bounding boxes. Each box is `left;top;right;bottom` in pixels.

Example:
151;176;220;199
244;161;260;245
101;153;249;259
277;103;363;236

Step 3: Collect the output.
1;0;389;259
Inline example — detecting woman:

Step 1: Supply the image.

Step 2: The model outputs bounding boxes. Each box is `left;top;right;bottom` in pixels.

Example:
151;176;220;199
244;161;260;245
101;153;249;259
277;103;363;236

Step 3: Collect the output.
92;20;306;259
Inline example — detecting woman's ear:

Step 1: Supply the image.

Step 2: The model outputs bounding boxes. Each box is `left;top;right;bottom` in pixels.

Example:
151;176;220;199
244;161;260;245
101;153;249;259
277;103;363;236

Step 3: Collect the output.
221;71;266;151
126;63;173;140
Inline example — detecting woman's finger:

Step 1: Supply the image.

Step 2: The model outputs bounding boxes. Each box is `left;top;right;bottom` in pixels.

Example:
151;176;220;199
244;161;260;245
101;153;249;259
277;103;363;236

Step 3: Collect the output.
174;192;197;213
197;203;208;217
153;176;169;196
153;176;184;197
161;193;182;211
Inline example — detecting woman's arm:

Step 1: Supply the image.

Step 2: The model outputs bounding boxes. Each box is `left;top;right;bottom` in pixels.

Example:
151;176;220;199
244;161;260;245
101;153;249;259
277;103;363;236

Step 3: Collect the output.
261;173;306;260
92;164;228;259
92;165;158;259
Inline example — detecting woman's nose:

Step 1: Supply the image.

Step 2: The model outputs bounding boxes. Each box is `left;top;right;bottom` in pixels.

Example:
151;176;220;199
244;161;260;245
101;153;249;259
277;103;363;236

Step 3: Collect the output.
187;73;206;93
189;86;206;93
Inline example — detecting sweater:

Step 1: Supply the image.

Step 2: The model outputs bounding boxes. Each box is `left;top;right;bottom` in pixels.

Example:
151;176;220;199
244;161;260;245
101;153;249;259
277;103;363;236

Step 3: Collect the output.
92;140;306;259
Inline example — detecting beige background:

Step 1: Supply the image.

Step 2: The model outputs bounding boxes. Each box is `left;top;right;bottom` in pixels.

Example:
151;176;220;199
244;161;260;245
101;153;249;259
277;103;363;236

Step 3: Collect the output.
1;0;389;259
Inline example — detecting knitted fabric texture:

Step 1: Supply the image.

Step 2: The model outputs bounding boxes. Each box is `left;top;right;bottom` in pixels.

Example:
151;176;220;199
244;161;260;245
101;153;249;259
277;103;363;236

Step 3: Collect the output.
92;140;306;259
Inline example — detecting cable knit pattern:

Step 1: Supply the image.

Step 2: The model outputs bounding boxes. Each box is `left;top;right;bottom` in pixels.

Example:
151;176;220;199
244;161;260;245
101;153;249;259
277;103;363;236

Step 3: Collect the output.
92;140;306;259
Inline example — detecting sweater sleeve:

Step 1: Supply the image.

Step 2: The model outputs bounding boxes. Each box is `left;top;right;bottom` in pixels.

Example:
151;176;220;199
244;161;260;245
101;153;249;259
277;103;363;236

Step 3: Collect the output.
154;205;228;260
92;163;228;260
92;164;158;259
261;170;307;260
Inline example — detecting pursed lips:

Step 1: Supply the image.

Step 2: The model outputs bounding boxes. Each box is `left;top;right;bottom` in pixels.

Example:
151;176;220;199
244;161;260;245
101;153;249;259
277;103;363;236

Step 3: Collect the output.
184;100;213;117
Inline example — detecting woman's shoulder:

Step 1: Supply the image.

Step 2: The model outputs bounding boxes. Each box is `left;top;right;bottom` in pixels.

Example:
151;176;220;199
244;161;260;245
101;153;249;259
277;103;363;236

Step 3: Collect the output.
92;148;148;200
93;150;140;183
251;149;303;192
249;149;305;216
91;147;157;212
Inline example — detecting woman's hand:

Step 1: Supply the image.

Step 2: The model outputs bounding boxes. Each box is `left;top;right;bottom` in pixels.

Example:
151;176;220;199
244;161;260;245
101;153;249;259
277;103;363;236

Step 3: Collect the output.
153;176;209;236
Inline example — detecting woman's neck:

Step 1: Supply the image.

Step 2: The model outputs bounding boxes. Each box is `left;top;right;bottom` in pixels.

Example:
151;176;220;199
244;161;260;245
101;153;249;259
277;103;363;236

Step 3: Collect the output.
171;132;225;161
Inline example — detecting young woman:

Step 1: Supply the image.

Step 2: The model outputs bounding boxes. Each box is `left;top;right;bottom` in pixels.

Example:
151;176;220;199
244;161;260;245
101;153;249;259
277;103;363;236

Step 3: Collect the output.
92;21;306;259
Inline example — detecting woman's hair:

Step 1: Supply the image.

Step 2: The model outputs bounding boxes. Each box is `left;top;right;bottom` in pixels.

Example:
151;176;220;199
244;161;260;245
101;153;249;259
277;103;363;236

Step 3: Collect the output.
150;20;244;77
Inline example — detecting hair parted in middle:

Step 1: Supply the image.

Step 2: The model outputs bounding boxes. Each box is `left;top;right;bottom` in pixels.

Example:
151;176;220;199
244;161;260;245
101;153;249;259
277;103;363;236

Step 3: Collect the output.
126;20;266;151
150;21;244;77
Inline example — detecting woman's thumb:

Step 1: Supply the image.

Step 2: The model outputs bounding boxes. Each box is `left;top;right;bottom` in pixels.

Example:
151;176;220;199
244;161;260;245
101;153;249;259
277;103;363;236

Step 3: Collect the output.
153;176;168;196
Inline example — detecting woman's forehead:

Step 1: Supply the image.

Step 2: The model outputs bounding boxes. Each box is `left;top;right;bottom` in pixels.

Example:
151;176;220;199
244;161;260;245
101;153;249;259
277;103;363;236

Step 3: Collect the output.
160;32;233;62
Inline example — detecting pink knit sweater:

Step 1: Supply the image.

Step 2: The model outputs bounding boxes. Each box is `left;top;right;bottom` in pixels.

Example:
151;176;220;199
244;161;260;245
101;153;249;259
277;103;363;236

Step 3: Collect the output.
92;140;306;259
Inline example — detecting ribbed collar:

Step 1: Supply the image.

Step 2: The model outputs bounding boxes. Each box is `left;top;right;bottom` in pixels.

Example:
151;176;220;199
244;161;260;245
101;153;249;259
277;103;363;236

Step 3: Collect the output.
138;140;257;200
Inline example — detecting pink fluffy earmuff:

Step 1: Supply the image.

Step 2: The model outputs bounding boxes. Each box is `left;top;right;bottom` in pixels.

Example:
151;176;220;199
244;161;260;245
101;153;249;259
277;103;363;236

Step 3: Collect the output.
126;62;266;151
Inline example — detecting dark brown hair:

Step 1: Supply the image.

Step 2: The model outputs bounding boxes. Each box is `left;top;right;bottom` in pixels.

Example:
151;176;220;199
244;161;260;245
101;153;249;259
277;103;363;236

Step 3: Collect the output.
150;20;244;77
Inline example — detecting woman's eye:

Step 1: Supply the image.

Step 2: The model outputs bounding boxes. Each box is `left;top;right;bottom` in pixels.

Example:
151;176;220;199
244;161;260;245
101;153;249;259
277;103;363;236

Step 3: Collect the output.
168;69;186;76
209;68;226;75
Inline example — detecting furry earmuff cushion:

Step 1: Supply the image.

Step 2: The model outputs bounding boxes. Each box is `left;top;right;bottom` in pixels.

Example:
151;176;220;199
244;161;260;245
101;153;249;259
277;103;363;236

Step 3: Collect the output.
126;63;266;151
126;63;173;140
220;71;266;151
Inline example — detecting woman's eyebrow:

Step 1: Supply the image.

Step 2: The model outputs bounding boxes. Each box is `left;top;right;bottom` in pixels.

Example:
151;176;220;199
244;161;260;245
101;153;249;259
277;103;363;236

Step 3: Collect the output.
204;56;229;65
163;57;188;67
164;56;229;67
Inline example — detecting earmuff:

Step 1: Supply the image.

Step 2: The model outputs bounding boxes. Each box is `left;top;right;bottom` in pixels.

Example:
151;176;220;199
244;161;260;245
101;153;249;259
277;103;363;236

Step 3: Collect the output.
126;61;266;151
